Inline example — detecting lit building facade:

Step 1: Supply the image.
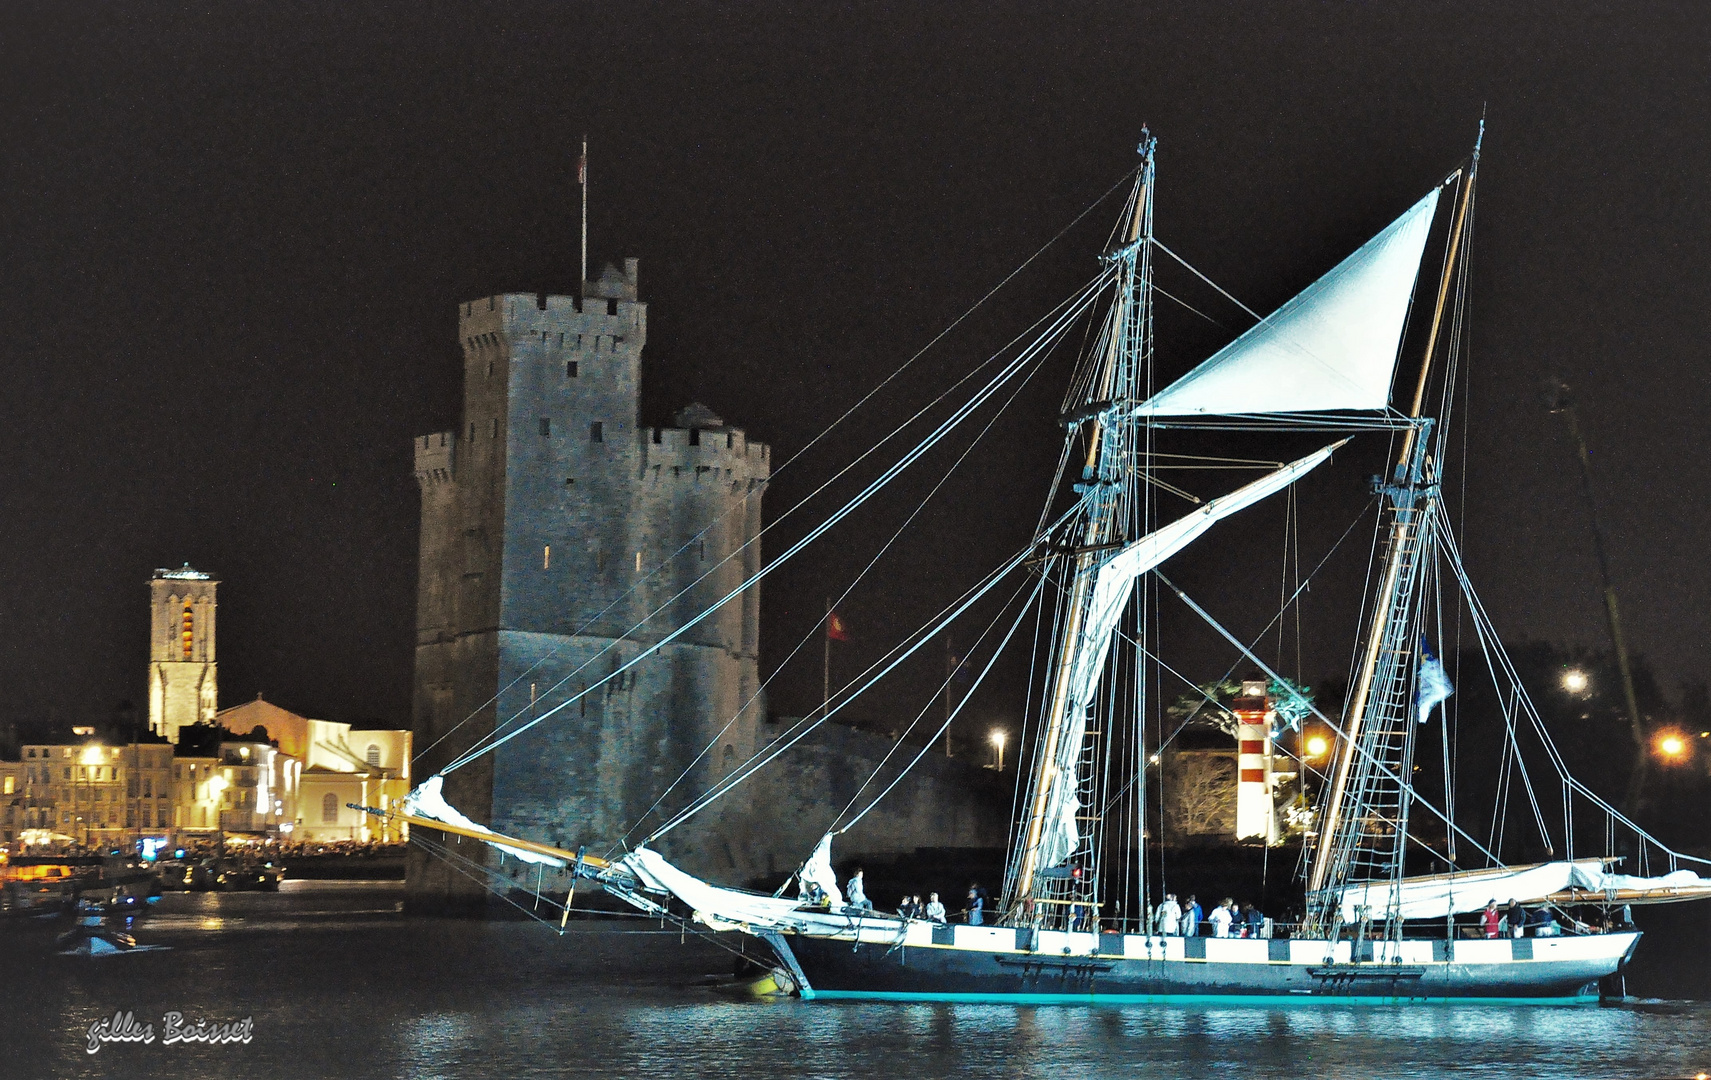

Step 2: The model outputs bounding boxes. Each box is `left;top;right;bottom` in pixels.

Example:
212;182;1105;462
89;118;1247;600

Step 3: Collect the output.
148;566;219;743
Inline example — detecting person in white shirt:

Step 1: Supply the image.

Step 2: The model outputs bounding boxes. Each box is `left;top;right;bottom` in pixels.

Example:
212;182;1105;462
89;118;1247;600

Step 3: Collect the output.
1155;893;1182;935
846;869;872;912
1208;898;1234;938
925;892;947;922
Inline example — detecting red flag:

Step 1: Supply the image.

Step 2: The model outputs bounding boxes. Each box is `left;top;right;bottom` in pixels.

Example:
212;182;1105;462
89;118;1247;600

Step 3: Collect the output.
826;611;849;641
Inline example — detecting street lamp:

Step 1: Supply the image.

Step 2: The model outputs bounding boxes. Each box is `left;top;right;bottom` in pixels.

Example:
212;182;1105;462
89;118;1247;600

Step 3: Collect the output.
1305;734;1330;759
1562;669;1590;694
1656;732;1688;762
989;729;1007;771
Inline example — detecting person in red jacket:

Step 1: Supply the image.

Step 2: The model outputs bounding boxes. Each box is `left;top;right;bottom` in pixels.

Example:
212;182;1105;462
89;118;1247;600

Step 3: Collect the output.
1482;899;1502;939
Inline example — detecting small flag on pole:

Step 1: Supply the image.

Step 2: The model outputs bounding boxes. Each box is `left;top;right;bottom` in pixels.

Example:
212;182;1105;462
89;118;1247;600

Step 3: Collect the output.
826;611;849;641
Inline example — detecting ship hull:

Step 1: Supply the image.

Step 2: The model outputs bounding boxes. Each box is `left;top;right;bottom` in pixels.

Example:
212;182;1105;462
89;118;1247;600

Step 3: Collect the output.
767;924;1639;1005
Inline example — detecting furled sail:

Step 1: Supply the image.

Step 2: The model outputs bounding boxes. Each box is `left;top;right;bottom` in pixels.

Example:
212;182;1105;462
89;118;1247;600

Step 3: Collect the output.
1134;189;1441;416
798;833;846;908
1033;441;1346;870
619;847;808;930
404;775;566;867
1335;861;1711;921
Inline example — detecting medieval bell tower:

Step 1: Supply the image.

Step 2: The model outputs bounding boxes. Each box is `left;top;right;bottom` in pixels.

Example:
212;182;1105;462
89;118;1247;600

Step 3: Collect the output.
148;565;219;743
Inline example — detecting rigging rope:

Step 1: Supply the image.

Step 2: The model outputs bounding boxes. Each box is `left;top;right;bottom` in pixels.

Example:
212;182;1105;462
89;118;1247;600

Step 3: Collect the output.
413;170;1137;769
611;332;1056;848
439;275;1111;777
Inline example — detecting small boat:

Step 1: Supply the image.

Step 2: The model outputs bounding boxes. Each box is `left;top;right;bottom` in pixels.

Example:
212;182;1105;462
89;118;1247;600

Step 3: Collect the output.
55;900;169;957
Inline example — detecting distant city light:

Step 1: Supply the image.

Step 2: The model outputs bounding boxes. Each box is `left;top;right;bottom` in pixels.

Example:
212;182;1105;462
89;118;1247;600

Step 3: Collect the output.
1562;669;1590;693
988;729;1007;771
1305;735;1330;758
1657;733;1688;760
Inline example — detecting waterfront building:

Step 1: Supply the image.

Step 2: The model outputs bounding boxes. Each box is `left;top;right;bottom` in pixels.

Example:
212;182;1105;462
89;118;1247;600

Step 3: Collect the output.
215;696;410;842
148;566;219;744
408;262;769;909
16;738;173;849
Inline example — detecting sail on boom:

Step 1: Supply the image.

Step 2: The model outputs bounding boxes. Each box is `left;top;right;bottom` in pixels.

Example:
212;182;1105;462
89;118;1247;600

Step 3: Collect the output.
1032;441;1346;869
1337;861;1711;921
1134;190;1440;417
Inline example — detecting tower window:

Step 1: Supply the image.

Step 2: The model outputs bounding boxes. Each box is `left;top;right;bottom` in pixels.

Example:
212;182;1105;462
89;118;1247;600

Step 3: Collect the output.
366;744;381;768
543;545;551;569
564;477;575;486
486;360;494;379
590;422;603;443
182;605;194;659
566;361;578;378
491;418;500;439
469;422;476;442
540;417;552;437
322;792;337;823
689;429;700;447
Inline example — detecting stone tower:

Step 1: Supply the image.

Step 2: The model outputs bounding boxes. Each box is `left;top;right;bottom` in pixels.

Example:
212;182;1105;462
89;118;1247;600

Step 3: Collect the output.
148;565;219;743
409;261;770;912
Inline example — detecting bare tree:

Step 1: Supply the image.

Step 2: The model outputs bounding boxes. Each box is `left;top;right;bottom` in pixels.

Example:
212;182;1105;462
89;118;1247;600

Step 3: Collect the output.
1165;753;1237;838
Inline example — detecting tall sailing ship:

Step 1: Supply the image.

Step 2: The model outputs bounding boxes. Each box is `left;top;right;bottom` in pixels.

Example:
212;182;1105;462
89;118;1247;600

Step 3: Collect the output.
373;129;1711;1004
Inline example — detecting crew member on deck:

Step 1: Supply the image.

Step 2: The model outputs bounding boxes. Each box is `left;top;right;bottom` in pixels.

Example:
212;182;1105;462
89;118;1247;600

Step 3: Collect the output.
847;869;872;912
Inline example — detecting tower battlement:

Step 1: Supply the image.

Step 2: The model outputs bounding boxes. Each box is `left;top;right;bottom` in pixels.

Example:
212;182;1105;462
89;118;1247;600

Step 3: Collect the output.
414;431;456;486
641;425;772;475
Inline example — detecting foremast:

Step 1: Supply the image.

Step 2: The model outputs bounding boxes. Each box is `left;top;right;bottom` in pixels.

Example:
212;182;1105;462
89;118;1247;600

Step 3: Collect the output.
1006;132;1156;926
1303;132;1481;936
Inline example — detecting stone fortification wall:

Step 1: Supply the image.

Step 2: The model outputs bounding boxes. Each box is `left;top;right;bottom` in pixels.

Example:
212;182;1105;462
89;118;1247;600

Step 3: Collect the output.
408;261;1005;913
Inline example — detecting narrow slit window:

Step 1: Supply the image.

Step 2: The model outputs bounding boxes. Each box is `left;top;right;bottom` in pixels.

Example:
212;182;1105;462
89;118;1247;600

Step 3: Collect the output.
590;421;604;443
469;422;475;442
540;417;552;437
635;551;642;573
566;360;578;378
491;418;500;439
543;545;551;569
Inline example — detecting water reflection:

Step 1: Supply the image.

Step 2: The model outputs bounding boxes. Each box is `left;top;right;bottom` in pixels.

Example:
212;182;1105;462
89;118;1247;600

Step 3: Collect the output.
8;883;1707;1080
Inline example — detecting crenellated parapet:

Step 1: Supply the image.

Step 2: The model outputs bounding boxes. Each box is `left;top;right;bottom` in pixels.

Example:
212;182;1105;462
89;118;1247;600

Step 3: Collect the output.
413;431;456;487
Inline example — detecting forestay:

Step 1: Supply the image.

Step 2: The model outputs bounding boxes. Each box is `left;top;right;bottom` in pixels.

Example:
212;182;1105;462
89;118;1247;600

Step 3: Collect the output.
1034;442;1345;870
1134;190;1441;416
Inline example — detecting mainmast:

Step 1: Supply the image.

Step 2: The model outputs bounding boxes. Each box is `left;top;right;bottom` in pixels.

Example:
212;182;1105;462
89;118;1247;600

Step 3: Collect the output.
1304;130;1481;932
1008;132;1156;924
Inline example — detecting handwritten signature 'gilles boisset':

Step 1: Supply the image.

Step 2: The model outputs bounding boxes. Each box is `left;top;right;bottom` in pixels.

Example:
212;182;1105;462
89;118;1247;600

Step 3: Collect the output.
87;1011;253;1054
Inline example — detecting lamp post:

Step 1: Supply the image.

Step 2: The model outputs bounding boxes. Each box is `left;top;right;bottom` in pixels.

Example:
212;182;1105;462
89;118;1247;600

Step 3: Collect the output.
989;729;1007;772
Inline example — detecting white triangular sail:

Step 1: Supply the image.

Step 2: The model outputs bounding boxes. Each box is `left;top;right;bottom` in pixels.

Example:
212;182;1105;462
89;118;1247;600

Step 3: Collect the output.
1034;441;1345;869
1135;189;1441;416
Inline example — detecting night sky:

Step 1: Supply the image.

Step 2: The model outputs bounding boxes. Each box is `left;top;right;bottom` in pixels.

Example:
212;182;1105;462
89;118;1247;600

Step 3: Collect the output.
5;4;1708;744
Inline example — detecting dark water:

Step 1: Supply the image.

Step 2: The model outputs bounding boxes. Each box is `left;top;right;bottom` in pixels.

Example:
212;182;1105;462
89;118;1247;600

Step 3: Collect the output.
9;882;1710;1080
